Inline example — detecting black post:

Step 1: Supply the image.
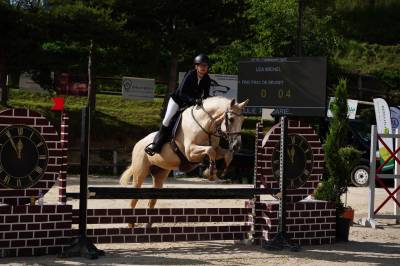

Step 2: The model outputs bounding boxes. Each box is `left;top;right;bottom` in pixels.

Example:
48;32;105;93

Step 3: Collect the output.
60;107;104;259
79;107;90;237
263;116;299;251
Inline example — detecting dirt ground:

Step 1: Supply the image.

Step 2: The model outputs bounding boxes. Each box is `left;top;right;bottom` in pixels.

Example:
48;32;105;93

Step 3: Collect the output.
1;175;400;266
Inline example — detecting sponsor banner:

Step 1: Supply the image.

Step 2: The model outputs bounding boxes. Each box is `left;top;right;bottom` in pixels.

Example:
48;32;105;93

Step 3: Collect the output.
374;98;394;170
122;77;155;100
327;97;358;119
178;72;238;101
390;106;400;131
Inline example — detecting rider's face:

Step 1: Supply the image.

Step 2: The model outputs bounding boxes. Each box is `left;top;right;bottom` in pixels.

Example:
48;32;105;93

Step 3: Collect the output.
196;63;209;78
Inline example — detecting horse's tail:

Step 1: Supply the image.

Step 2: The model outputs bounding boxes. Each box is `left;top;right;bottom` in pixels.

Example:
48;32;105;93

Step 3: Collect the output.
119;163;135;186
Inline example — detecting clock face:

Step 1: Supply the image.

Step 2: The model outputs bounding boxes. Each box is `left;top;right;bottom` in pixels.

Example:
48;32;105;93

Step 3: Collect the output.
0;125;49;189
272;134;313;189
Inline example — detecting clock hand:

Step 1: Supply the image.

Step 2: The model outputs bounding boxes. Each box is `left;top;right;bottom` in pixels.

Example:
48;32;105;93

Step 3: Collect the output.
17;139;23;160
6;132;19;158
287;147;295;164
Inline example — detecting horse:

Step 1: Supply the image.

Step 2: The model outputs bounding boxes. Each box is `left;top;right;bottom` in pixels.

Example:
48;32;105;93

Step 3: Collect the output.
119;96;249;223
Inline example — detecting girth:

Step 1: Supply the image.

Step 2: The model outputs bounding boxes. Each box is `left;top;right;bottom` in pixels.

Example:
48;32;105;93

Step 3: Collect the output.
170;140;200;173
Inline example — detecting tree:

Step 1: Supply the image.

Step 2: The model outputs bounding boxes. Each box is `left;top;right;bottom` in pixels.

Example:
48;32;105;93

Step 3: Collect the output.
0;1;46;105
210;0;339;74
314;79;361;210
113;0;249;91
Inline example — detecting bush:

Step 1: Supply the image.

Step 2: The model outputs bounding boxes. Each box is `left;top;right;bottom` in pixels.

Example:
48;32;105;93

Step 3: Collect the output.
314;79;361;211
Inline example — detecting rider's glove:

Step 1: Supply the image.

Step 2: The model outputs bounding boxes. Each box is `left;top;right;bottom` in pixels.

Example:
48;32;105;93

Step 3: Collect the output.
195;98;203;106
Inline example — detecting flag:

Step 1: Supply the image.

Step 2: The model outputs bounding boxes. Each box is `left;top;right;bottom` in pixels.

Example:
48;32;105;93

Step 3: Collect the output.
51;97;64;111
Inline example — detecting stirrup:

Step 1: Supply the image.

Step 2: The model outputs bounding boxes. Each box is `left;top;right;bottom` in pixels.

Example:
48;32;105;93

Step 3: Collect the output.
144;143;156;156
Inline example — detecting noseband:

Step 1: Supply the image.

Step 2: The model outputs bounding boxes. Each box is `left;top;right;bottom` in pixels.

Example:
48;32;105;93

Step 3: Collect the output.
191;104;242;148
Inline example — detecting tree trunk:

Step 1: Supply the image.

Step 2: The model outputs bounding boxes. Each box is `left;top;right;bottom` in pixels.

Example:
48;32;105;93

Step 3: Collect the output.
161;52;178;118
0;50;8;106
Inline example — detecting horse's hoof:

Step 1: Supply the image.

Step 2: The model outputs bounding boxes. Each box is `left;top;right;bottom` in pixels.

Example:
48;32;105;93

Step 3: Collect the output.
146;223;152;228
128;223;135;228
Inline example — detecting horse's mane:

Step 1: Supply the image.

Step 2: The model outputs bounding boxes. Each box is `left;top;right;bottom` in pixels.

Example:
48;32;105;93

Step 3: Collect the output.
202;96;232;113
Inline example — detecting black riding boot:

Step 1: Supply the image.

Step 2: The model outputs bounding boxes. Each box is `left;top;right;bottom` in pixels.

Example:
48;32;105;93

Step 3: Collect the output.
145;125;171;156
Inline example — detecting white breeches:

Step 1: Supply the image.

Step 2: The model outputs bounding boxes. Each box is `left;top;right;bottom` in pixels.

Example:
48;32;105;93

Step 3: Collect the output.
162;98;179;127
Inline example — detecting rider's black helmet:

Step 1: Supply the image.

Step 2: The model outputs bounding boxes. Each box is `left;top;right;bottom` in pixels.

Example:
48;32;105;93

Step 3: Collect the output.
193;54;210;65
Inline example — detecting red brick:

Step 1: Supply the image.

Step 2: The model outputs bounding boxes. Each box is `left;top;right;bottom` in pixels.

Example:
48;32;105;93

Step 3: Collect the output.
108;209;122;215
133;228;145;234
222;216;234;222
107;228;119;235
149;216;162;223
112;217;124;223
133;209;146;215
12;224;26;231
27;239;40;247
124;235;136;242
5;232;18;239
35;215;49;222
145;227;157;234
12;206;27;214
11;240;26;247
99;217;112;223
150;235;162;242
176;216;187;222
311;224;321;230
137;235;150;242
97;236;111;244
172;209;184;215
19;232;33;239
163;216;174;223
171;227;183;234
187;234;199;241
5;216;18;223
34;231;48;238
40;238;54;246
137;216;149;223
160;209;171;215
41;223;55;230
187;216;198;223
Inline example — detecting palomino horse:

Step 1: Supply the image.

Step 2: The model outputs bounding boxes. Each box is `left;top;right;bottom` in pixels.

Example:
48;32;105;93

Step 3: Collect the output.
120;96;249;216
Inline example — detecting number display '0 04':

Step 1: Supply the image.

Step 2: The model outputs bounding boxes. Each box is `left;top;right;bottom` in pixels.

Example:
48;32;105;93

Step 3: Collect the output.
0;125;49;189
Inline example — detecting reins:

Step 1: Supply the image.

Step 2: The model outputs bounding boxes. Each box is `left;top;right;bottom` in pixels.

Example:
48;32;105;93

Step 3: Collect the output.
191;103;242;147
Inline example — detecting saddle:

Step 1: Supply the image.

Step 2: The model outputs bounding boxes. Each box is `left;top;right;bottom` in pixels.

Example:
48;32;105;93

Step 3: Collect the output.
168;110;201;173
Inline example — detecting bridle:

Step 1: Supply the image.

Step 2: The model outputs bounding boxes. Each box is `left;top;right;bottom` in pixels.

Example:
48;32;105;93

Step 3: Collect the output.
191;104;242;148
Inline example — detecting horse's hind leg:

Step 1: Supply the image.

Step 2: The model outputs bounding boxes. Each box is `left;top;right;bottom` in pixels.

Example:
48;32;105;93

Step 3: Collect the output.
146;168;170;228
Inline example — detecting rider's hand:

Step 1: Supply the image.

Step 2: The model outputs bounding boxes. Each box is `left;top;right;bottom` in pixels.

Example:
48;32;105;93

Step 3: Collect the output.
195;98;203;106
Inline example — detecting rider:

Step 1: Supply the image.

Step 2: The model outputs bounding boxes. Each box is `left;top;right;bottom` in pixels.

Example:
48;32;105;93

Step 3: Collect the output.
145;53;212;156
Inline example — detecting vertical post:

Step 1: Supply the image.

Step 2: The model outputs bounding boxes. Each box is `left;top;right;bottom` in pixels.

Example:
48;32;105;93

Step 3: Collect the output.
395;129;400;223
357;75;363;98
58;112;69;204
79;106;90;237
368;125;377;221
279;116;288;234
113;150;118;176
264;117;299;251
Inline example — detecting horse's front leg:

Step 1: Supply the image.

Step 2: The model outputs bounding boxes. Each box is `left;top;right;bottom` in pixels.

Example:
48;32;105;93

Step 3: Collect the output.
187;144;217;180
215;147;234;178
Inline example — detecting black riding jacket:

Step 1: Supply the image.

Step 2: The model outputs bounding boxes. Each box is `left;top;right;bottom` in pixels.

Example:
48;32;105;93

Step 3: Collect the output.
170;69;211;108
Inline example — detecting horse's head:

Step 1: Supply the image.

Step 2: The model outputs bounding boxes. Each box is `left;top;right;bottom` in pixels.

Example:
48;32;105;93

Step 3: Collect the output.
219;99;249;152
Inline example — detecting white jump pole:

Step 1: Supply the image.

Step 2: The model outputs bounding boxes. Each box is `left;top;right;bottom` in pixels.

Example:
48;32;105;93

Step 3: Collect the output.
395;129;400;223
